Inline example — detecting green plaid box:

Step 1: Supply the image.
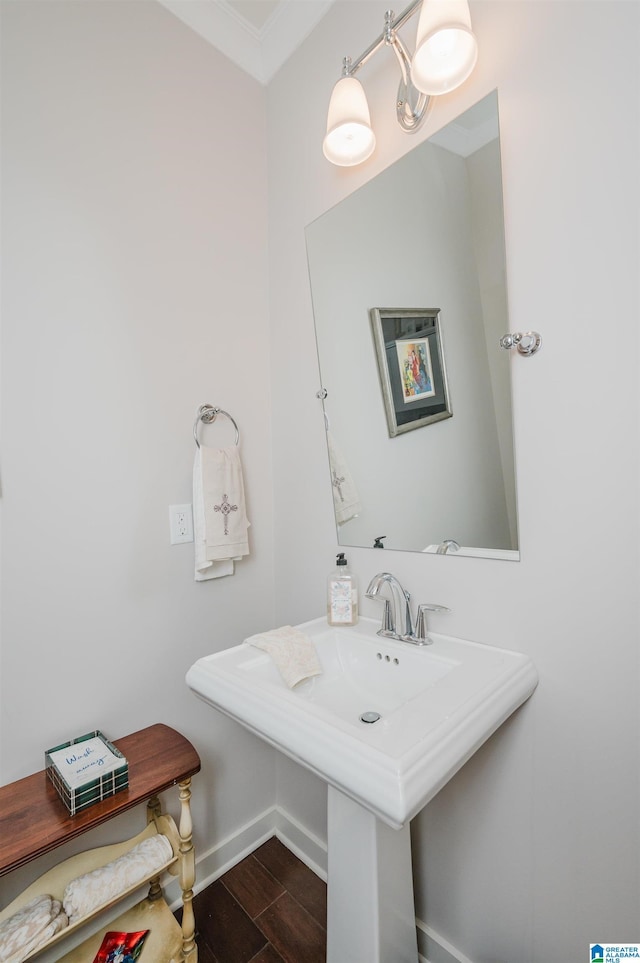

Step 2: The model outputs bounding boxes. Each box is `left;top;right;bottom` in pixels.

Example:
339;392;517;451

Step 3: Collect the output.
45;731;128;816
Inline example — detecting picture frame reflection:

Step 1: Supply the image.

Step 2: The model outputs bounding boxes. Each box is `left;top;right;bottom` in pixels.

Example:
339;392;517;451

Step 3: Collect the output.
369;307;452;437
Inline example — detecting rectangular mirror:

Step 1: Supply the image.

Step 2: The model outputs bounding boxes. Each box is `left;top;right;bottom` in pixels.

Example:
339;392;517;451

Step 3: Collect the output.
306;91;519;559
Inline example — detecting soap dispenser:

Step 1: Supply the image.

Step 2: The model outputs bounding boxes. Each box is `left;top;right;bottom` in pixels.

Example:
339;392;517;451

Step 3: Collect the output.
327;553;358;626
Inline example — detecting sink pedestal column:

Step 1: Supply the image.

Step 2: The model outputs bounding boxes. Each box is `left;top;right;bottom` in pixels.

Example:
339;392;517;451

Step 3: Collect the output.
326;786;418;963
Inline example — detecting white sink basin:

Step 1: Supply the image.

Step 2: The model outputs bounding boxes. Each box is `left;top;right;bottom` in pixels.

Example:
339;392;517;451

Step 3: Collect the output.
187;616;537;829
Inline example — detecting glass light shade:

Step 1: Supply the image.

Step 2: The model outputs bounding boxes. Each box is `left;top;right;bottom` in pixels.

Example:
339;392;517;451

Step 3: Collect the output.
411;0;478;95
323;75;376;167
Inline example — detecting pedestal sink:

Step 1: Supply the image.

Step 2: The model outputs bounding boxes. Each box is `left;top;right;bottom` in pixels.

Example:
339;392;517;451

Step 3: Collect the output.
186;616;537;963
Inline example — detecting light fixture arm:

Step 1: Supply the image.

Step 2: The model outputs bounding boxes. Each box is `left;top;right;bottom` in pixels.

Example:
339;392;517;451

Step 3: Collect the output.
385;12;412;87
340;2;430;134
346;0;423;75
384;13;431;132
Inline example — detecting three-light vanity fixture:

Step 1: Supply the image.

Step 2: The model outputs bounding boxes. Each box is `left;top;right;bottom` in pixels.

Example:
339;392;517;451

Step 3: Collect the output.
323;0;478;167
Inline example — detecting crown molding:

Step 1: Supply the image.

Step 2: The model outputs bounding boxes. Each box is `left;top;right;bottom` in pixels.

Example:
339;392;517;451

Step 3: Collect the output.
157;0;336;85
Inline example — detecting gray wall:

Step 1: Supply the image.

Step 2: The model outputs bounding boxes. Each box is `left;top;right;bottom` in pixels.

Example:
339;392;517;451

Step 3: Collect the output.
1;0;276;898
267;1;639;960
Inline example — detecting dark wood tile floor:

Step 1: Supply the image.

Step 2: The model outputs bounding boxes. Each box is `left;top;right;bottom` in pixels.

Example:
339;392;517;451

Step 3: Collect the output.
178;837;327;963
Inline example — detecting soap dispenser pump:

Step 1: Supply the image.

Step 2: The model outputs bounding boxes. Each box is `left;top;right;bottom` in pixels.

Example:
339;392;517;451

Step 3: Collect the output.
327;553;358;626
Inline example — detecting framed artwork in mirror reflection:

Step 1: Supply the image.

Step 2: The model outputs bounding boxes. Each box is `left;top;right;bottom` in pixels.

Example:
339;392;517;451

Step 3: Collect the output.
369;307;452;438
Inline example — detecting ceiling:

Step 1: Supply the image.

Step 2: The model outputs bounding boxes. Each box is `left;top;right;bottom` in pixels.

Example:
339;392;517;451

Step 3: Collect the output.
157;0;336;85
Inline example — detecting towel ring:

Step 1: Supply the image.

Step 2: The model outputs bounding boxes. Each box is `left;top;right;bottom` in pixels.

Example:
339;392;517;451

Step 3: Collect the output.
193;404;240;448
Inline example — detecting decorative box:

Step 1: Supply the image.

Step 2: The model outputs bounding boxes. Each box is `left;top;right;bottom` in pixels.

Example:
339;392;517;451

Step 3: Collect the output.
45;731;128;816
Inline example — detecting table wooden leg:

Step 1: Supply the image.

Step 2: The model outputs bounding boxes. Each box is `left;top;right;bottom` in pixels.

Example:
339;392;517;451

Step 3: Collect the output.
145;796;164;901
178;778;197;961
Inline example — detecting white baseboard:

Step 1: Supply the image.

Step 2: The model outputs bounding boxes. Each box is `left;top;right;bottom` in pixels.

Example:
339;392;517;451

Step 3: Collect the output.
165;803;327;907
417;919;476;963
166;806;472;963
271;805;328;881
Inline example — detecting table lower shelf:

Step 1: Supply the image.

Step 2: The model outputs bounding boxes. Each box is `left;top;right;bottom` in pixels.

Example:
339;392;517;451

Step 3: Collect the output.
57;897;184;963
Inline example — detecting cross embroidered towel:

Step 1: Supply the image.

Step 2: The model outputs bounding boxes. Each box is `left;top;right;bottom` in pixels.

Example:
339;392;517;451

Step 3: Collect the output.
193;446;250;581
327;431;361;525
246;626;322;688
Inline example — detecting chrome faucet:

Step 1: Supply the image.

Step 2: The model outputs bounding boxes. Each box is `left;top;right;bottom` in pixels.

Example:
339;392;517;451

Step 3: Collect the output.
365;572;449;646
436;539;460;555
365;572;414;639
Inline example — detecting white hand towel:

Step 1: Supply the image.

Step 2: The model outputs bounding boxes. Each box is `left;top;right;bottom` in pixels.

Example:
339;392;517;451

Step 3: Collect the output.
246;626;322;688
327;431;361;526
193;446;250;580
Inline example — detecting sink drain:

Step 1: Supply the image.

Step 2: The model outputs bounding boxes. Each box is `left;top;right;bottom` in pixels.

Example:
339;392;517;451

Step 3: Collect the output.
360;711;381;724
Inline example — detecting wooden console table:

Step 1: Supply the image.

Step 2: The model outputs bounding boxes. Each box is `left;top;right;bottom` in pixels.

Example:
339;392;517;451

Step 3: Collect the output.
0;723;201;962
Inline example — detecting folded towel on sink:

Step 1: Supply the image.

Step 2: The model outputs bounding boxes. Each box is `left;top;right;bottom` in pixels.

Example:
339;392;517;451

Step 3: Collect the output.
245;626;322;688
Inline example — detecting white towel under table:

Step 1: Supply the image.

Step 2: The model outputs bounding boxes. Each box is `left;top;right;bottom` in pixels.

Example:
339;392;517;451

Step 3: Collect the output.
0;895;68;963
62;834;174;922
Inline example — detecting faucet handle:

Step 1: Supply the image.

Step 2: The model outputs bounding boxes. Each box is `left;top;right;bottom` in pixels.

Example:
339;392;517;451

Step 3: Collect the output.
415;603;450;645
380;599;395;634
